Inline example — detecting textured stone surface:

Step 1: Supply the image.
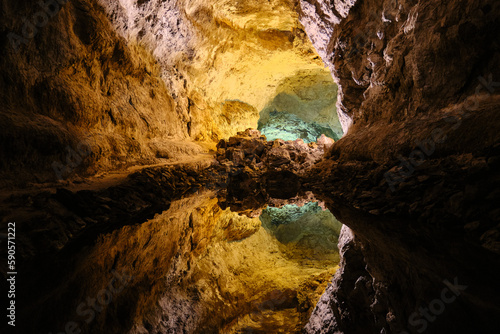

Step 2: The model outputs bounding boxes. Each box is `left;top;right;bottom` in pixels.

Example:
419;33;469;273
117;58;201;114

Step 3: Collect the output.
0;0;338;187
258;68;343;140
0;0;203;187
1;0;499;333
216;128;333;175
1;173;338;333
260;202;342;263
300;0;500;135
97;0;336;141
259;110;339;143
298;0;500;333
304;225;358;334
141;195;338;334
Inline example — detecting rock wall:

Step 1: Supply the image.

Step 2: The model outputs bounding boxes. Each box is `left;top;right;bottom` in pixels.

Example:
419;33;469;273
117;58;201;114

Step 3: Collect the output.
7;177;338;333
2;0;499;333
138;195;338;334
300;0;500;136
0;0;193;187
299;0;500;333
258;68;343;141
0;0;338;187
97;0;336;141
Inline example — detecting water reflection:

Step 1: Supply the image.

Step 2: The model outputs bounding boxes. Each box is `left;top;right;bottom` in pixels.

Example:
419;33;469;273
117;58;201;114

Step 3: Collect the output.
20;190;342;334
260;202;342;266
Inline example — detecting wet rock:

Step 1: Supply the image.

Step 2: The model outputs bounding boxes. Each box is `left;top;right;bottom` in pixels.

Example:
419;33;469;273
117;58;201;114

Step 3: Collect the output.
218;210;261;242
216;128;333;177
266;147;292;167
241;138;266;156
264;171;301;199
259;110;341;142
226;148;246;167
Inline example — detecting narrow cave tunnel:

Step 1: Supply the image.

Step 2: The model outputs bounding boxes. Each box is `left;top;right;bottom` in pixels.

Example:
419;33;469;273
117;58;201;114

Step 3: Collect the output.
1;1;500;334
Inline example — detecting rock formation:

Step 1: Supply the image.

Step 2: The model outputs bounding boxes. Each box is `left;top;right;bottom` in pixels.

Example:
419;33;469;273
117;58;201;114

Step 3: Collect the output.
216;129;333;174
0;0;499;333
298;0;500;333
215;129;334;213
0;0;334;187
0;0;190;186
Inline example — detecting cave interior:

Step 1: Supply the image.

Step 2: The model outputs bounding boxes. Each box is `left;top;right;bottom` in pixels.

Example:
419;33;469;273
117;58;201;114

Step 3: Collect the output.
0;0;499;334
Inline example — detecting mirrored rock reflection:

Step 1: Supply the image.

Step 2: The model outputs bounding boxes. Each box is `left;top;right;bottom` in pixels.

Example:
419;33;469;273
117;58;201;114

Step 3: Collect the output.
18;186;342;334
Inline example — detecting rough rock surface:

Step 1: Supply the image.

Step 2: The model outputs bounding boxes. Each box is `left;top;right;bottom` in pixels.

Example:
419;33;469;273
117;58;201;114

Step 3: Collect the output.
137;194;338;334
300;0;500;135
0;0;205;187
260;202;342;263
216;129;333;175
1;0;499;333
259;110;340;143
0;162;339;333
97;0;337;141
215;129;335;214
258;68;343;140
298;0;500;333
0;0;338;186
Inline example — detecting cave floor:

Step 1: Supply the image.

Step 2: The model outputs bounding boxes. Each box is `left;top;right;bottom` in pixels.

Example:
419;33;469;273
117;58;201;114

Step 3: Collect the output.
0;153;216;201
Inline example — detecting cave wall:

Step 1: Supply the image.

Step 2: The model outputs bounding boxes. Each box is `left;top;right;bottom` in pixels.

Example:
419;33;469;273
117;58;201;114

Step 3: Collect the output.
258;68;343;141
0;0;338;186
2;0;499;333
0;0;192;187
14;187;338;333
299;0;500;333
300;0;500;137
97;0;335;141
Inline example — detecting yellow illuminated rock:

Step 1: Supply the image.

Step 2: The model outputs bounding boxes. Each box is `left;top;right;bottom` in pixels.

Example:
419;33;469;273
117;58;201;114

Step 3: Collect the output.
99;0;335;141
185;0;334;140
0;0;339;184
26;192;339;333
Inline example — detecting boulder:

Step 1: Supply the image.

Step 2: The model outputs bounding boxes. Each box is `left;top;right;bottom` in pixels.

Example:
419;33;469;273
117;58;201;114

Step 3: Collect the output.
317;134;335;150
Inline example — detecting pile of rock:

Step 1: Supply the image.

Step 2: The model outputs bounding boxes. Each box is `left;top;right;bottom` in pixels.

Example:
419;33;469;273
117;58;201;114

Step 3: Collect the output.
216;128;334;175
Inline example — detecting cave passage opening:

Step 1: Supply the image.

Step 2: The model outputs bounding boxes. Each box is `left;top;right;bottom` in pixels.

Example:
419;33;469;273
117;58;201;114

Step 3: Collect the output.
256;69;344;143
